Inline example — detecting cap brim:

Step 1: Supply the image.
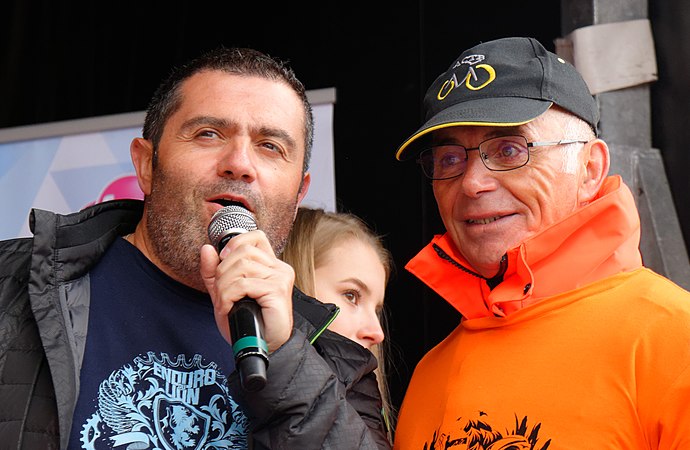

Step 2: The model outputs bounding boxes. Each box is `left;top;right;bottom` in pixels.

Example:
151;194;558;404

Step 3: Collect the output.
395;98;553;160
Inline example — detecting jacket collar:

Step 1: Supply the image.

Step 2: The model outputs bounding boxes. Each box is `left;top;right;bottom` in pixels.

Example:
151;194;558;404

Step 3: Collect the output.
406;175;643;318
292;287;339;342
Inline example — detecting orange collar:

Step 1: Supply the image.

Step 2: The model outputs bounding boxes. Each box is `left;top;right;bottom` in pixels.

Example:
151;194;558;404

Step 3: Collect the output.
406;176;643;318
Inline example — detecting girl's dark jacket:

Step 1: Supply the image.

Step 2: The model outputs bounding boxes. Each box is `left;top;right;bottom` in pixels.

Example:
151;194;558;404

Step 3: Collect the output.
0;199;391;450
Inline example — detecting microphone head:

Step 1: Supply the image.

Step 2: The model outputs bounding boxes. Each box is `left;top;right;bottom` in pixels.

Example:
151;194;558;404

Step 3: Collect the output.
208;205;258;251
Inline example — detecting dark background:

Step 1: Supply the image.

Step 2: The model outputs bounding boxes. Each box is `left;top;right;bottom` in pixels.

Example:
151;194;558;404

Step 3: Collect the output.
2;1;688;416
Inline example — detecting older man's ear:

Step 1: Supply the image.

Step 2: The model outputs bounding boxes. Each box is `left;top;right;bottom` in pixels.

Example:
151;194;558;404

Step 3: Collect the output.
578;138;610;206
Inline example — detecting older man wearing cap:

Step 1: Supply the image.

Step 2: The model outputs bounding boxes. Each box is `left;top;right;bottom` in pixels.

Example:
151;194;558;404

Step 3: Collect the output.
393;37;690;449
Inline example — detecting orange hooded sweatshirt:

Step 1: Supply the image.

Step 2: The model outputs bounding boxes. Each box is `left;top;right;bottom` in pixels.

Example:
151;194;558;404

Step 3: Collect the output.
394;176;690;450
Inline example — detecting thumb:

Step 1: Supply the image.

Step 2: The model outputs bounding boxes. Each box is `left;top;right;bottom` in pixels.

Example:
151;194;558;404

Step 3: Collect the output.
200;243;233;345
200;244;220;294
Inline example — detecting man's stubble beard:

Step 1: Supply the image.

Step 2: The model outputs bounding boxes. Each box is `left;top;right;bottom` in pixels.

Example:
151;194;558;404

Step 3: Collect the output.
145;167;300;292
146;179;208;291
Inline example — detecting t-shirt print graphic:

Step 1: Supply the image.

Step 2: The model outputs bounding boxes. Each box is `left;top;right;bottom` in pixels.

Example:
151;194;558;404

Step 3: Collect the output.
78;352;248;450
424;412;552;450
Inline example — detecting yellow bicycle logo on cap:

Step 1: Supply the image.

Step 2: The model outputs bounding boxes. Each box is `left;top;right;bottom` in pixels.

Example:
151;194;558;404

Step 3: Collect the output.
437;54;496;100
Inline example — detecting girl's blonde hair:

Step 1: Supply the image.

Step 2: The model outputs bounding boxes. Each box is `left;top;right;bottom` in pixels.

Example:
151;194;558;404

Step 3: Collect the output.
281;206;396;438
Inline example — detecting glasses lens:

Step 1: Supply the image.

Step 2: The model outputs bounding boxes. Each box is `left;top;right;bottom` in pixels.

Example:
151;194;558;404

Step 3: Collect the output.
418;150;435;178
419;145;467;179
480;136;529;171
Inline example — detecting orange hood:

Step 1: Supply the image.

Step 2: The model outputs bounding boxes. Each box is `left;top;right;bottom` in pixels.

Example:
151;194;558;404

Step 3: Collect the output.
406;175;643;318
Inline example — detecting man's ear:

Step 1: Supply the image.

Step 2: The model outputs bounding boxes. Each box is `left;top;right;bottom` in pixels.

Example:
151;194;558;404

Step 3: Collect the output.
578;138;610;204
297;172;311;205
130;137;154;196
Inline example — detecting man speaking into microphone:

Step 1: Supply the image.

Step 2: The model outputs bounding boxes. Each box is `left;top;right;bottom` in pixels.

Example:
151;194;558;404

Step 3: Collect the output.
0;47;391;449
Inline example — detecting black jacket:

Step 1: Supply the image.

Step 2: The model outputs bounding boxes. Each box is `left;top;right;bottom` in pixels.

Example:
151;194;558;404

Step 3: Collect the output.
0;199;390;449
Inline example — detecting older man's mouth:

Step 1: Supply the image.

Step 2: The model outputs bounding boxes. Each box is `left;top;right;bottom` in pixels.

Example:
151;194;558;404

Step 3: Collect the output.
467;216;502;225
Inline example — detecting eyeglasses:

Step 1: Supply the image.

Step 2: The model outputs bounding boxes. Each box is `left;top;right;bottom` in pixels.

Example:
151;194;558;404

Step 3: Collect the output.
416;135;589;180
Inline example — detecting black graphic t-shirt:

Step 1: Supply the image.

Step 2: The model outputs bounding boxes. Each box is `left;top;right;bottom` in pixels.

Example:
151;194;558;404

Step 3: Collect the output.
68;238;248;449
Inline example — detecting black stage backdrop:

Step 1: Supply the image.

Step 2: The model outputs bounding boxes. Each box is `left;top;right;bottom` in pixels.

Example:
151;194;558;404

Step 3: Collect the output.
1;1;688;417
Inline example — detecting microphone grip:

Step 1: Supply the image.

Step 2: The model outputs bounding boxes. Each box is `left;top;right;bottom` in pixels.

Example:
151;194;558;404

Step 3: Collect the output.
229;297;269;392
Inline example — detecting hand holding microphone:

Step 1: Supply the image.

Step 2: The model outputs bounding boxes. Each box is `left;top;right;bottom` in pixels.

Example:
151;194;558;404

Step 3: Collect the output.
206;205;269;392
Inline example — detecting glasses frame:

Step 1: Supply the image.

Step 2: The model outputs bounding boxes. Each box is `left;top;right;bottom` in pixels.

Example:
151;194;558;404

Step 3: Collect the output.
416;135;590;180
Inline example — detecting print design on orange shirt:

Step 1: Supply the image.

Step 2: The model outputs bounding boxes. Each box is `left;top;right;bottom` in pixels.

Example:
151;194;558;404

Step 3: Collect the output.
424;412;552;449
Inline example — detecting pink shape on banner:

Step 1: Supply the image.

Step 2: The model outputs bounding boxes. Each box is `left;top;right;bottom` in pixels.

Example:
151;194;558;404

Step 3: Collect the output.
84;174;144;208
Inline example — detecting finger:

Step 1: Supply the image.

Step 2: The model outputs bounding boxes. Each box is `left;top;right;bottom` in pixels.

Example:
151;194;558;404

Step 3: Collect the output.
219;230;274;259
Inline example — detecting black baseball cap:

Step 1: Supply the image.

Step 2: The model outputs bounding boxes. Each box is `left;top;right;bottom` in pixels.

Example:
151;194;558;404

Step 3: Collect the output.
395;37;599;161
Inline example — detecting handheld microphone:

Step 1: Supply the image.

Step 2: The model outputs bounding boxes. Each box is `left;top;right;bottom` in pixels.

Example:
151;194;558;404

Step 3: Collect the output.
208;204;268;392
